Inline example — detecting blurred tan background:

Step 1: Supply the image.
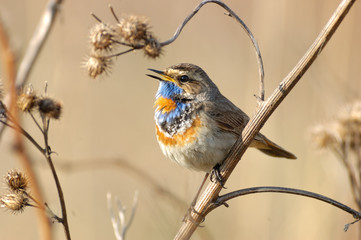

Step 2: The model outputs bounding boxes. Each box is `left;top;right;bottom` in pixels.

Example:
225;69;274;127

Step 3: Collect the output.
0;0;361;239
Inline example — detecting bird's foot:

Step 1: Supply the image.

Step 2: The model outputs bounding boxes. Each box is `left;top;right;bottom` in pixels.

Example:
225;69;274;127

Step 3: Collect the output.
210;163;226;188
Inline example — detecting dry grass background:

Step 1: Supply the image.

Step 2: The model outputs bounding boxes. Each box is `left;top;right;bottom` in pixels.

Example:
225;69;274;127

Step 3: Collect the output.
0;0;360;239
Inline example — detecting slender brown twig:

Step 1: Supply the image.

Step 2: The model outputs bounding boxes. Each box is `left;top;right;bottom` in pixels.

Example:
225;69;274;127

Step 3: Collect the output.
159;0;265;101
206;186;361;220
175;0;357;239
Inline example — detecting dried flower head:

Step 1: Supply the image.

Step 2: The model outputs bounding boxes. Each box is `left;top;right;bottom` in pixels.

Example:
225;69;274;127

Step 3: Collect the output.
38;97;62;119
5;169;28;192
144;35;162;58
17;85;38;112
311;101;361;151
0;192;29;213
90;23;117;51
86;54;113;78
118;15;149;45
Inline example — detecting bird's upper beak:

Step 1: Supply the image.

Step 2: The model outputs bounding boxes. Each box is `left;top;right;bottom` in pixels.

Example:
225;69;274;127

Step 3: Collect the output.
146;69;176;83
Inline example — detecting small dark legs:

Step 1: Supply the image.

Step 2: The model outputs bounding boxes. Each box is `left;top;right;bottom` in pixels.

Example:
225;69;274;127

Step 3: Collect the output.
210;163;226;188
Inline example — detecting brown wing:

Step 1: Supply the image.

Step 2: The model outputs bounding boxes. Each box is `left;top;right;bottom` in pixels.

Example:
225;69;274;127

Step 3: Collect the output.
203;95;249;137
203;94;297;159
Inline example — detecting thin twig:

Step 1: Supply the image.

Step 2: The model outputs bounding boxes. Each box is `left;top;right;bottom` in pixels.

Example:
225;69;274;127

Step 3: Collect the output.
175;0;357;239
0;18;52;240
159;0;264;101
40;114;71;240
15;0;63;88
107;191;139;240
205;186;361;219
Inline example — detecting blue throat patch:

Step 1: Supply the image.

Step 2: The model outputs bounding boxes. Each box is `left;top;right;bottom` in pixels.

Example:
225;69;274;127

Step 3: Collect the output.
155;81;190;125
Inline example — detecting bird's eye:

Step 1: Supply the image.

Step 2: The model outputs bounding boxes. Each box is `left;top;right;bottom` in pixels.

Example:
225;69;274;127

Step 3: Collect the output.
179;75;190;83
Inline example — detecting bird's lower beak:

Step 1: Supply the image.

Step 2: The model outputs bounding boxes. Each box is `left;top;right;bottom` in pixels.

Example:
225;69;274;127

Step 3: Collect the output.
146;68;176;83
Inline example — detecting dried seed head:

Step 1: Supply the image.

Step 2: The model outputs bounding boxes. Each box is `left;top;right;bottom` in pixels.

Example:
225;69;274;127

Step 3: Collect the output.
118;15;149;45
311;101;361;151
144;35;162;58
38;97;62;119
0;192;29;213
90;23;117;51
338;101;361;149
17;85;38;112
86;55;112;78
5;169;28;192
311;122;342;149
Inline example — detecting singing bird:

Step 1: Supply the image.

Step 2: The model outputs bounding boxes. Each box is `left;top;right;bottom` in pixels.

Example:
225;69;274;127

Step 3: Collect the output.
147;63;296;173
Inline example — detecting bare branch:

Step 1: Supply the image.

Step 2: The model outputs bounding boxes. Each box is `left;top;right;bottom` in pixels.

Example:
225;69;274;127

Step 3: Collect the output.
15;0;63;88
159;0;264;100
205;186;361;219
107;191;139;240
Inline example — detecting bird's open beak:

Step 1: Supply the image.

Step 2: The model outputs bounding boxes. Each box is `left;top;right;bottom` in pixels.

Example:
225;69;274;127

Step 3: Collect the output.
146;69;176;83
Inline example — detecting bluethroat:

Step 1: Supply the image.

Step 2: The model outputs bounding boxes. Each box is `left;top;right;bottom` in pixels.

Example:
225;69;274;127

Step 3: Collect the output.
147;63;296;173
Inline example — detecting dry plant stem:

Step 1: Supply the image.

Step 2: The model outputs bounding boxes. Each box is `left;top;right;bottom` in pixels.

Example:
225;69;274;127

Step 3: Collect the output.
160;0;264;100
15;0;63;87
0;20;52;240
175;0;357;239
40;116;71;240
206;186;361;219
0;0;63;138
334;147;361;208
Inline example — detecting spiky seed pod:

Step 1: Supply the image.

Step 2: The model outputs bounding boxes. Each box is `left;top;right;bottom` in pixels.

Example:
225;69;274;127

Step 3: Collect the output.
144;34;162;58
17;86;38;112
90;23;117;51
86;55;112;78
5;169;28;192
118;15;149;45
37;97;62;119
0;192;29;213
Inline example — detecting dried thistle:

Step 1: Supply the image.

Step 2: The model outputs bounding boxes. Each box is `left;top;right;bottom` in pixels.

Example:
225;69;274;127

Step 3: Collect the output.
311;100;361;210
118;15;149;45
86;8;163;78
86;54;113;78
5;169;28;192
144;34;162;58
17;85;38;112
312;101;361;152
0;192;29;213
38;97;62;119
90;23;117;52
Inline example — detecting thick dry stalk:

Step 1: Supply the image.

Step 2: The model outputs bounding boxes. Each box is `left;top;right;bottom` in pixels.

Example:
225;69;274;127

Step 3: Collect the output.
175;0;357;239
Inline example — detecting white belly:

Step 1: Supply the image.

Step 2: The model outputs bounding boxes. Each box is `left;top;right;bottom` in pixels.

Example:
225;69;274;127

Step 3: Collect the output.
158;122;237;172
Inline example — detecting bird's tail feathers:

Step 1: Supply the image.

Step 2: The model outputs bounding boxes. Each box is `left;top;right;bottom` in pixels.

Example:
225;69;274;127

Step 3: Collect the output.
255;135;297;159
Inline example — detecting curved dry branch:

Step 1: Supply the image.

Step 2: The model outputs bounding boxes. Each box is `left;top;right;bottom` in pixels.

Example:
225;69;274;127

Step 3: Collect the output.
206;186;361;220
160;0;264;100
175;0;357;239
